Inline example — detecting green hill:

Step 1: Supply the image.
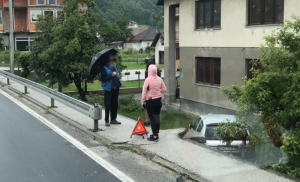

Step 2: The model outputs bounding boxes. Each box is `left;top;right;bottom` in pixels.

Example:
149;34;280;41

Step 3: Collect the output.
96;0;162;26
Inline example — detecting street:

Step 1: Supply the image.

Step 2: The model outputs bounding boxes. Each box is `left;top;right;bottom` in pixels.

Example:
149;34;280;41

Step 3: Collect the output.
0;93;122;182
0;89;179;182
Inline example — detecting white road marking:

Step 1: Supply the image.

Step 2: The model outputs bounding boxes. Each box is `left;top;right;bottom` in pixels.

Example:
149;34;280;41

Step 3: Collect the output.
0;89;134;182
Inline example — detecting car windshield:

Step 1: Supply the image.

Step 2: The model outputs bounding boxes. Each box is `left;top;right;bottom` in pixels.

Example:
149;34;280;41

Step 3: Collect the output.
205;125;243;140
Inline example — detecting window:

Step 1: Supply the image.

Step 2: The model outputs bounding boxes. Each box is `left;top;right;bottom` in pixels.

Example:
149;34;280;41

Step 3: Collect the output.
0;12;2;25
196;57;221;85
248;0;284;25
44;10;54;17
48;0;56;5
37;0;45;4
30;10;42;23
196;0;221;29
15;38;34;51
246;59;263;79
176;48;180;60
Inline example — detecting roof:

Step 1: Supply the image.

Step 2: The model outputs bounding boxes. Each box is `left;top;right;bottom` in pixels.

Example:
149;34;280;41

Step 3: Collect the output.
131;27;150;36
151;31;164;47
200;114;236;125
129;27;157;43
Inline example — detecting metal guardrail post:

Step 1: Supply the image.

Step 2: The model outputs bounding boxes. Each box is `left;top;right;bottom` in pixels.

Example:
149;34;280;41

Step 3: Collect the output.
90;103;102;132
24;86;28;94
51;98;55;108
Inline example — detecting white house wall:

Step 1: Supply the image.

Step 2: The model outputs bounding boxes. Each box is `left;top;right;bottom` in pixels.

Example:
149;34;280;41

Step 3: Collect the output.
163;0;300;114
155;41;164;65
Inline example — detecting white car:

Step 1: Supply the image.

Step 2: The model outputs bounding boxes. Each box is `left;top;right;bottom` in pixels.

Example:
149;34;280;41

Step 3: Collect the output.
189;114;249;153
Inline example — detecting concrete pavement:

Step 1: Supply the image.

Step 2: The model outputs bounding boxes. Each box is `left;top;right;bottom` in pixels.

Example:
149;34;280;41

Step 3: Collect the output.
0;75;295;182
0;93;121;182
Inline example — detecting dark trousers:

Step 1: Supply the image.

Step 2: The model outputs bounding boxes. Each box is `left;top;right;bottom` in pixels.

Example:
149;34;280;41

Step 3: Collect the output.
146;98;162;135
104;89;119;123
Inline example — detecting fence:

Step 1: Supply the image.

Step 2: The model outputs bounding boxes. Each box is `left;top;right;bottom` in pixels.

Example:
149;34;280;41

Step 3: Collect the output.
0;70;102;132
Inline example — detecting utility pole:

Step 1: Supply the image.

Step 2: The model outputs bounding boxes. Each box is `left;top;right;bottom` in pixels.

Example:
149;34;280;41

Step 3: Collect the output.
9;0;14;74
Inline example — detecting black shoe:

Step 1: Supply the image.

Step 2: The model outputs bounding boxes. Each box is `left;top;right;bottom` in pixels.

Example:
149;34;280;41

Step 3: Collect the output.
110;120;121;125
105;122;110;127
147;135;158;142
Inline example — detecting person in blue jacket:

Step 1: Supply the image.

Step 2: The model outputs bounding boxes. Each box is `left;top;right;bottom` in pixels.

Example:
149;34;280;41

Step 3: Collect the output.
101;55;122;126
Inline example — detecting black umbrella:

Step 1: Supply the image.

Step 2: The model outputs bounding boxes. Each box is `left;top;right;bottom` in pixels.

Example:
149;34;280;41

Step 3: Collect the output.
89;48;118;76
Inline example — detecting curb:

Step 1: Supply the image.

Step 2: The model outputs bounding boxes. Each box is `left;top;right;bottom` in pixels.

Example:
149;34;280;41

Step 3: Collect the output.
1;83;205;182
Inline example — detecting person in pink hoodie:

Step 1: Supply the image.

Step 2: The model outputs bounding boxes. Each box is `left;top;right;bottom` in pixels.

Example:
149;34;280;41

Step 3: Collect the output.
141;65;167;141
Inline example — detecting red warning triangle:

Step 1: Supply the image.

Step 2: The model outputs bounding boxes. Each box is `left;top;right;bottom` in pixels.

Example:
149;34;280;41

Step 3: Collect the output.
131;118;148;136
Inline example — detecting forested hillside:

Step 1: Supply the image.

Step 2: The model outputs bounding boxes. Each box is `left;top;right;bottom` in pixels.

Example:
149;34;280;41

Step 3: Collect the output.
96;0;162;26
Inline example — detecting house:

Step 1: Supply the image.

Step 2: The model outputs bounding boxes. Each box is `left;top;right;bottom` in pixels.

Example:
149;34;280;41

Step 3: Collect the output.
0;0;63;51
128;21;138;28
151;7;180;68
124;26;157;51
151;31;164;65
157;0;294;115
110;41;124;50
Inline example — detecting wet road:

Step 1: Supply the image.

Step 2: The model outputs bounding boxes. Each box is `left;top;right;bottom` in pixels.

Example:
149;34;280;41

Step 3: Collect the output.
0;93;121;182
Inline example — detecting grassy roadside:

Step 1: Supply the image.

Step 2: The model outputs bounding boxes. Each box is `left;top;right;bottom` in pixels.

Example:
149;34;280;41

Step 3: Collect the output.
80;94;196;130
41;80;145;92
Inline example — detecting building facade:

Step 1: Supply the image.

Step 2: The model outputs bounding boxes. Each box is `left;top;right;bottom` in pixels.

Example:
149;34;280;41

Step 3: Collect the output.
158;0;297;114
0;0;63;51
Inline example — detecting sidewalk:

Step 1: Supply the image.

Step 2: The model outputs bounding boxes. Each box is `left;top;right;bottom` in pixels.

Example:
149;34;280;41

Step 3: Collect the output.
0;76;295;182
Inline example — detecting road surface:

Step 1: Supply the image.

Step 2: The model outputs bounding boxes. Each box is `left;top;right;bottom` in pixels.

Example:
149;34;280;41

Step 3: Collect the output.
0;93;122;182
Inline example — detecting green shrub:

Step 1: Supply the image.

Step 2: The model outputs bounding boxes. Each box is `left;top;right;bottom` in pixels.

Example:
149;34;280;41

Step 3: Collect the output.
17;52;30;78
118;95;140;113
139;48;144;54
272;129;300;178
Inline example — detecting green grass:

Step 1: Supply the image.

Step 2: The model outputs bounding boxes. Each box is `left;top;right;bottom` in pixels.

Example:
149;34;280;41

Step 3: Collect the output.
41;80;144;92
82;94;197;130
123;62;146;70
119;52;152;62
123;62;164;70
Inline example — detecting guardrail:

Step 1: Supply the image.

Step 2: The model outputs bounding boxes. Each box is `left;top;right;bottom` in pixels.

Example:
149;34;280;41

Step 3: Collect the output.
0;70;102;132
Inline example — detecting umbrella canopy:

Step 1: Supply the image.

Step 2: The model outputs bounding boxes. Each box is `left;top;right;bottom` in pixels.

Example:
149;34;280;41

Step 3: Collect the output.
89;48;118;76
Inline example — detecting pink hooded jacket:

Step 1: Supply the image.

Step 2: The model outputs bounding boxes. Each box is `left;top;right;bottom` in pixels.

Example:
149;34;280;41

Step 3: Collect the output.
141;65;167;105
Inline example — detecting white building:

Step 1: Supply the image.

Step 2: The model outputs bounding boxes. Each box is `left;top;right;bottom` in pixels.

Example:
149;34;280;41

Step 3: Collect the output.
124;27;157;51
151;32;164;65
157;0;294;114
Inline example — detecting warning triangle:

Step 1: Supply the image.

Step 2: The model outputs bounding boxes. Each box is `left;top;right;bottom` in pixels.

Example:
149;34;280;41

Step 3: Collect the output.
131;118;148;136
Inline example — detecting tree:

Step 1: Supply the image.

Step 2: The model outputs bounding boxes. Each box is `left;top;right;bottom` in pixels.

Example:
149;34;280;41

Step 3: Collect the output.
96;0;162;25
216;16;300;177
98;13;133;44
30;0;102;101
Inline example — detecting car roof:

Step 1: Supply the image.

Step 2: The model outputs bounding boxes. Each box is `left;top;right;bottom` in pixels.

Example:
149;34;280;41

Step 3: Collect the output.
199;114;236;125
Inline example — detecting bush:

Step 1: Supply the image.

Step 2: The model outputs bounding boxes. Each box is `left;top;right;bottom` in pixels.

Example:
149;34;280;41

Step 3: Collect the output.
139;48;144;54
17;52;30;78
272;129;300;178
125;48;134;55
118;95;140;113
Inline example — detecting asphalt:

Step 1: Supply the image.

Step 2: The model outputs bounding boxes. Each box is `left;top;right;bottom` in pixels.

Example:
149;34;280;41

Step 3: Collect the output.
0;93;121;182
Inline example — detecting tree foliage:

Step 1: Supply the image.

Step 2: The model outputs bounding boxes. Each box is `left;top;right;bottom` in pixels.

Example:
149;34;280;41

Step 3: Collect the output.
96;0;162;26
98;13;133;44
30;0;103;101
216;16;300;177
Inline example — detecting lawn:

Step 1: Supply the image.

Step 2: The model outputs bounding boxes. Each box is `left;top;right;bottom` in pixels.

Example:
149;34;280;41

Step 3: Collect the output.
41;80;145;92
82;94;197;130
123;62;146;70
